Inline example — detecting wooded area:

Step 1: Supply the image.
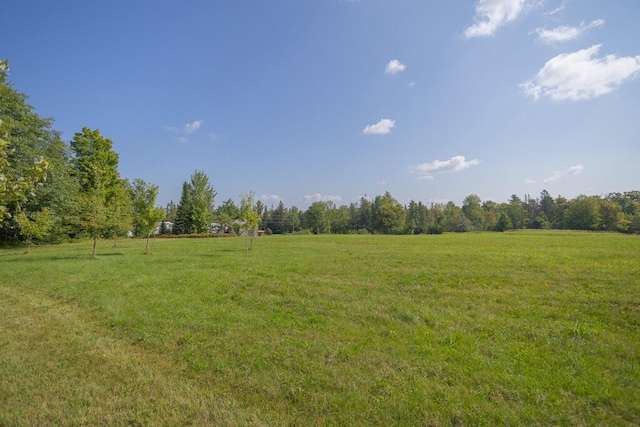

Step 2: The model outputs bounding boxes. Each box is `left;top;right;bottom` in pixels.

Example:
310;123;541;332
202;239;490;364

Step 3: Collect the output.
2;58;639;250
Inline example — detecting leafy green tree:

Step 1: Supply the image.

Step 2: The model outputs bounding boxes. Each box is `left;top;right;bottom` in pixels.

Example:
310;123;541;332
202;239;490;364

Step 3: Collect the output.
0;61;53;229
130;178;165;253
214;198;240;234
268;200;287;234
15;207;53;253
287;206;302;233
105;179;133;246
372;192;405;234
189;170;216;234
507;195;527;229
70;127;120;257
406;200;428;234
599;199;624;232
462;194;484;231
442;201;473;232
563;195;601;230
305;201;330;234
424;203;444;234
327;205;351;234
357;197;373;232
239;191;261;255
482;200;499;231
495;211;512;232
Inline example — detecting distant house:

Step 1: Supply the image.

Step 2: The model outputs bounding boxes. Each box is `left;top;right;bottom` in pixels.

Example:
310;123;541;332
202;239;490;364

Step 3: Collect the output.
154;221;173;235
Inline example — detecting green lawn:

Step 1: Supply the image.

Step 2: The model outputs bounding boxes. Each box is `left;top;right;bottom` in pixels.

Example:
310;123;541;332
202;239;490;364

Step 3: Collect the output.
1;232;639;426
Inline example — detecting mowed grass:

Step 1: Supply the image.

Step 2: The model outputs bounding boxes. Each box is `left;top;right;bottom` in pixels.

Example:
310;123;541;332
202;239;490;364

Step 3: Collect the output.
1;232;639;426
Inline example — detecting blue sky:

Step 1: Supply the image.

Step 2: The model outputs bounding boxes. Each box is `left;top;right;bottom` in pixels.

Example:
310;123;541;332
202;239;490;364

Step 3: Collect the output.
2;0;639;208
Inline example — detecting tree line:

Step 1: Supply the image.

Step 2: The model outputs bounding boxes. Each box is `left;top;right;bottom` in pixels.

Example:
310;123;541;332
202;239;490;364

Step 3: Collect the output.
229;190;639;236
2;58;639;254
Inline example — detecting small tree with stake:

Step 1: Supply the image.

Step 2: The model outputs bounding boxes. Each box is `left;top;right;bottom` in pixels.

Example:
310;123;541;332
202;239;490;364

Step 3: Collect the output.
240;191;260;256
130;178;165;253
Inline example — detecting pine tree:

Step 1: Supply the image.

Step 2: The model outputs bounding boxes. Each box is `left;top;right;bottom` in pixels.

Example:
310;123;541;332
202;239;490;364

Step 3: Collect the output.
173;181;193;235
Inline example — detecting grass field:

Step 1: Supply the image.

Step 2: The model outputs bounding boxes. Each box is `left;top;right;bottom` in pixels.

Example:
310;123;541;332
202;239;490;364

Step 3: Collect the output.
1;232;639;426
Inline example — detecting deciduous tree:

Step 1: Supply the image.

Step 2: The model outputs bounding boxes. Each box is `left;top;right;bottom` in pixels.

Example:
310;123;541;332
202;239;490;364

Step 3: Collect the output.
130;178;165;253
239;191;261;255
15;207;52;253
70;127;120;257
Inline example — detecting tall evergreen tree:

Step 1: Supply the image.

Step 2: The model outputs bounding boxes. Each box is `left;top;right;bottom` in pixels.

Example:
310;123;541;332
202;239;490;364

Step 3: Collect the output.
173;181;193;235
189;170;215;234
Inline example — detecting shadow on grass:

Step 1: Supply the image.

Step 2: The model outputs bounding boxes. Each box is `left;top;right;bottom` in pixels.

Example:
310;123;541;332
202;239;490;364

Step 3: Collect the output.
4;253;127;262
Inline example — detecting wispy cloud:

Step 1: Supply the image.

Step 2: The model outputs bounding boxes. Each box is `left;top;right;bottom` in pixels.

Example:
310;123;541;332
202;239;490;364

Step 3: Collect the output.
385;59;406;74
261;194;281;203
546;4;566;16
534;19;604;43
544;165;584;183
304;194;343;204
163;119;205;143
410;155;480;180
408;81;416;88
184;120;203;134
464;0;526;38
363;118;396;135
522;44;640;101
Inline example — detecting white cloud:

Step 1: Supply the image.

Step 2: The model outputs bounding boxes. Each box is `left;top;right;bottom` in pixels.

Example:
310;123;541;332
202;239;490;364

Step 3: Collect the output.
164;119;205;143
522;44;640;101
304;194;343;204
546;5;566;16
526;178;536;184
544;165;584;183
410;155;480;180
385;59;406;74
184;120;203;134
464;0;526;38
408;82;416;87
534;19;604;43
261;195;281;203
363;118;396;135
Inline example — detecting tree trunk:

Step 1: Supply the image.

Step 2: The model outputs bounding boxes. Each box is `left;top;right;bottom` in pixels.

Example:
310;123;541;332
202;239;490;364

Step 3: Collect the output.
146;233;151;253
92;235;97;258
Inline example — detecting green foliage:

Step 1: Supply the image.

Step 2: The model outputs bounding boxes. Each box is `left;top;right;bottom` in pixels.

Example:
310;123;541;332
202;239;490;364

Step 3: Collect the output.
462;194;484;230
563;195;602;231
105;180;134;246
371;192;405;233
189;170;215;234
70;127;121;257
495;211;513;232
239;191;261;255
15;207;53;252
0;74;52;225
304;201;330;234
0;69;76;242
130;178;165;252
173;171;215;235
173;181;193;235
